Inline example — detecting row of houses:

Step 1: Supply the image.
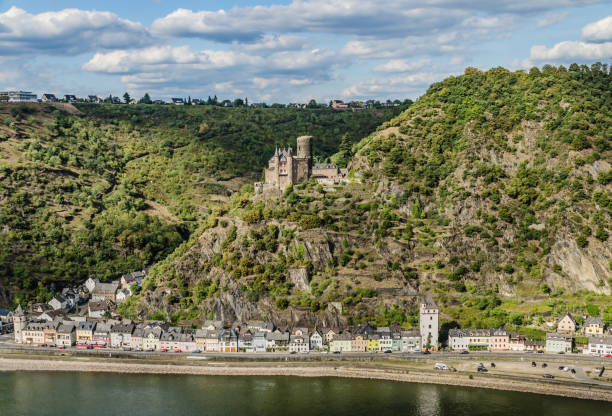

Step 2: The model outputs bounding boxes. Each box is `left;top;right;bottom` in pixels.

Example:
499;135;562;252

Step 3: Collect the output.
5;272;146;341
14;317;429;354
448;327;612;356
448;328;573;353
330;99;401;110
12;296;439;354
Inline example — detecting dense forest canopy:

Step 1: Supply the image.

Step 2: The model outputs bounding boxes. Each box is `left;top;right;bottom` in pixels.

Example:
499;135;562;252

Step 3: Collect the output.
0;103;405;306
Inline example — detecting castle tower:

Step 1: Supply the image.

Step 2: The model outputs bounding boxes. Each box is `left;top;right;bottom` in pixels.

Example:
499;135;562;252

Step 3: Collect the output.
296;136;312;161
419;294;438;351
13;304;26;344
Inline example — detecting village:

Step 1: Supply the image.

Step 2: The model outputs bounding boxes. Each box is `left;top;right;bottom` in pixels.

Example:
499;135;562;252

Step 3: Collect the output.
0;282;610;357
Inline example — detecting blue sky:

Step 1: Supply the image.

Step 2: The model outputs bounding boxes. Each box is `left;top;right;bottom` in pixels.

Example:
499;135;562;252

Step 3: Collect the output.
1;1;611;102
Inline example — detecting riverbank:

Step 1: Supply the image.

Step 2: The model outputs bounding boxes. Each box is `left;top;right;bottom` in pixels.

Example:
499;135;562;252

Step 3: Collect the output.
1;355;611;402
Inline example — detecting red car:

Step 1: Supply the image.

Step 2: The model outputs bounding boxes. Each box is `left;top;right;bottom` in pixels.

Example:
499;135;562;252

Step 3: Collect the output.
174;349;182;353
604;354;612;358
57;346;65;350
160;348;168;352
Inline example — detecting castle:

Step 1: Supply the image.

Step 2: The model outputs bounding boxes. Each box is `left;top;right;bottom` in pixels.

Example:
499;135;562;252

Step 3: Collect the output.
254;136;345;193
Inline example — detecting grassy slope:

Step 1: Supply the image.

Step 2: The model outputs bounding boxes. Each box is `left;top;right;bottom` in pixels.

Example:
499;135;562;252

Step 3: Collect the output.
0;103;404;306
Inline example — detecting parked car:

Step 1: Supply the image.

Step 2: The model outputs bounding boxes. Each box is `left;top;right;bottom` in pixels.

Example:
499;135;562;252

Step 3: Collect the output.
333;351;341;354
542;374;554;379
174;349;182;353
434;363;450;371
542;363;547;368
460;350;469;355
423;350;431;355
477;366;488;372
192;349;201;354
57;346;65;350
384;350;392;354
558;366;565;370
490;363;496;368
160;348;168;352
289;351;297;354
557;351;565;354
123;347;132;351
531;361;537;367
320;351;328;354
536;350;544;354
604;354;612;358
571;369;576;374
86;346;93;350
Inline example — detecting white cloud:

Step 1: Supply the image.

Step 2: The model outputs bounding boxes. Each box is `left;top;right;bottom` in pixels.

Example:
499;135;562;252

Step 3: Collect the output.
150;2;466;42
83;46;253;74
342;71;450;99
536;12;569;29
529;40;612;60
373;58;432;73
82;45;338;101
581;15;612;42
238;35;310;53
0;6;151;55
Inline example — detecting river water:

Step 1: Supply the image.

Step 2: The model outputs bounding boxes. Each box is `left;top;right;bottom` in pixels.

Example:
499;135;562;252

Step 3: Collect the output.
0;372;610;415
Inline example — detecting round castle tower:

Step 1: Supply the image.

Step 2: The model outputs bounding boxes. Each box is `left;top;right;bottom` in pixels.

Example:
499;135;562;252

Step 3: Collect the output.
296;136;312;160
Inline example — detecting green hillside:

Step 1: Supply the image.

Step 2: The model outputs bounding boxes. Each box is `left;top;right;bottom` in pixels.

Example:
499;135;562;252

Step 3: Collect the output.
0;103;404;305
120;64;611;333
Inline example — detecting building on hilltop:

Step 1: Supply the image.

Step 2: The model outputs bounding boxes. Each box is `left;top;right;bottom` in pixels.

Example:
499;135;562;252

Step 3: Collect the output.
254;136;345;193
0;91;37;102
41;93;57;102
331;99;348;109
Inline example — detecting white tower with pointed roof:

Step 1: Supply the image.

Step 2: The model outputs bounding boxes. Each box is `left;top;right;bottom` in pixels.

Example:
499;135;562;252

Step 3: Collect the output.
419;294;438;351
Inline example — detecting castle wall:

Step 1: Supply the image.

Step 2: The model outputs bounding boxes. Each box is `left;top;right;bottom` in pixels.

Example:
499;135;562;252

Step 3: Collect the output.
312;167;340;178
293;158;310;184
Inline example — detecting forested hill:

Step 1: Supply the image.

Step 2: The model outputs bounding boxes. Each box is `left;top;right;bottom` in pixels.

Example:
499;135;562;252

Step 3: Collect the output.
121;64;610;332
0;103;405;306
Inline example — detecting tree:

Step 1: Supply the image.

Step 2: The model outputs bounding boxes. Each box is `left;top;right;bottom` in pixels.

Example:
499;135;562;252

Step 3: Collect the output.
307;99;318;108
233;98;244;107
424;332;432;351
336;133;353;168
123;92;131;104
139;93;152;104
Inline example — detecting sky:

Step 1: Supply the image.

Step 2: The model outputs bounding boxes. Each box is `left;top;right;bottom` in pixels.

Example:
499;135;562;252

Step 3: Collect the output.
0;1;611;103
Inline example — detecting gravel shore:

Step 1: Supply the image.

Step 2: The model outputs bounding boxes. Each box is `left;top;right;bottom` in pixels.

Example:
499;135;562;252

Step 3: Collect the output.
1;357;610;402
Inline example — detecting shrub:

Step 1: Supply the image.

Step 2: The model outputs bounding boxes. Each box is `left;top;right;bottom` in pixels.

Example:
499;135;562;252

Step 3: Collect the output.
276;297;289;310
